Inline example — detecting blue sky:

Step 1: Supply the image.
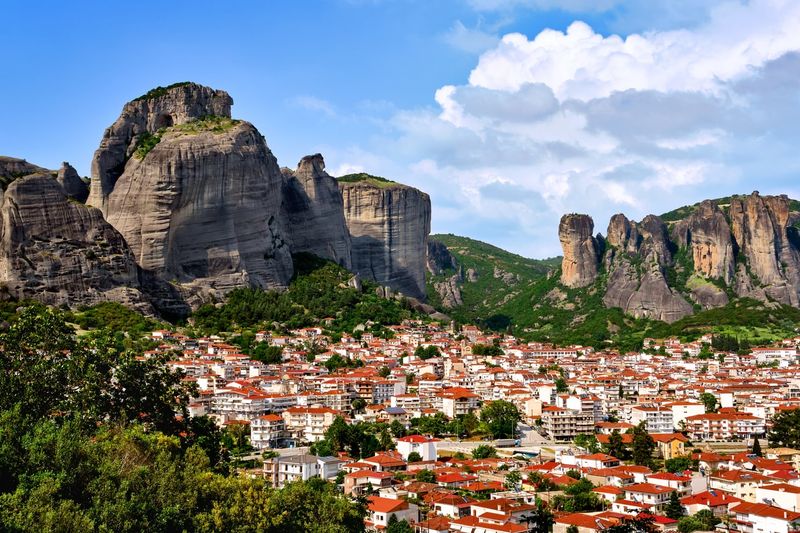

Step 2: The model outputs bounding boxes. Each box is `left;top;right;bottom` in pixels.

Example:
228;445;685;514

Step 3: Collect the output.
3;0;800;258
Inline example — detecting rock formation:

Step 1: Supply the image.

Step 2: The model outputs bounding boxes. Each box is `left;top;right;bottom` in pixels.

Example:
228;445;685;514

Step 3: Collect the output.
89;82;233;212
103;118;293;306
280;154;351;268
559;214;599;288
0;173;150;311
602;214;693;322
560;192;800;322
427;240;457;275
339;178;431;300
56;162;89;202
0;156;48;185
729;193;800;306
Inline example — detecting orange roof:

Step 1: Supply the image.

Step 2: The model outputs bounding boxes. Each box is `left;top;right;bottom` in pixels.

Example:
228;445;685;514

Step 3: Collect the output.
368;495;408;514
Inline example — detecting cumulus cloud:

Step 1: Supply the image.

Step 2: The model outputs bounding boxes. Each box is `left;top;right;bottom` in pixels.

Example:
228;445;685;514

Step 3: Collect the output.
323;0;800;257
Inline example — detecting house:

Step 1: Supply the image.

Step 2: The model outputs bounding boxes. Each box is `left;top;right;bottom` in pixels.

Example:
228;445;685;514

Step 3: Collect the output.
430;493;475;518
709;469;774;502
756;484;800;513
344;470;395;496
397;434;438;462
576;453;621;470
680;490;742;516
646;472;692;496
281;406;339;443
728;501;800;533
263;454;343;487
631;406;676;434
613;483;675;513
649;433;689;460
366;496;419;531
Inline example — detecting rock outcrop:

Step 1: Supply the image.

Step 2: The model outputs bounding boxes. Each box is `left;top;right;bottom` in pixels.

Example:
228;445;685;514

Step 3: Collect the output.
0;173;150;311
560;192;800;323
339;178;431;300
89;82;233;212
104;118;293;306
602;214;693;323
56;162;89;202
559;214;599;288
434;273;463;308
280;154;351;268
0;157;48;185
427;240;457;275
729;193;800;306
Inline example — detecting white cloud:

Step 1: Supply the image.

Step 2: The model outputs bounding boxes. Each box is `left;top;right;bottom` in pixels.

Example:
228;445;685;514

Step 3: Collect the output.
468;1;800;101
322;0;800;257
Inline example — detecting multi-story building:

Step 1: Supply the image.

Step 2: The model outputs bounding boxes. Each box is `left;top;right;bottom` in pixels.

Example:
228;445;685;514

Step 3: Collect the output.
263;454;344;488
250;413;286;450
282;406;340;443
685;411;765;441
541;406;594;440
630;405;675;434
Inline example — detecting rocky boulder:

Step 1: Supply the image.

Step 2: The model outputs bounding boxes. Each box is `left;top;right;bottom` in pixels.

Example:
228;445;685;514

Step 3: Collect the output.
56;161;89;203
0;173;150;311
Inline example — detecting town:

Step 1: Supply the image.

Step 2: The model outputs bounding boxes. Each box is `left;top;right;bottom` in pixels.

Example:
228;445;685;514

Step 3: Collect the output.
146;321;800;533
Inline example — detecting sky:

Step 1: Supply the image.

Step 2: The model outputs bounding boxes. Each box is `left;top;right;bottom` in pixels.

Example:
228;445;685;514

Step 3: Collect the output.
2;0;800;258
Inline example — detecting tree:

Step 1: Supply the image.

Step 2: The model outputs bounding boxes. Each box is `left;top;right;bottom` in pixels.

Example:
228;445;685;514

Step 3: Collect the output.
471;344;503;356
567;526;579;533
389;420;406;438
387;514;414;533
251;343;283;364
664;456;692;474
472;445;498;459
378;366;391;378
352;398;367;413
700;392;717;413
521;500;554;533
480;400;521;439
752;436;762;457
604;429;627;460
407;451;422;463
605;514;658;533
574;433;600;453
415;469;436;483
554;377;569;393
504;470;522;490
665;491;684;519
631;422;656;467
768;408;800;449
414;345;439;360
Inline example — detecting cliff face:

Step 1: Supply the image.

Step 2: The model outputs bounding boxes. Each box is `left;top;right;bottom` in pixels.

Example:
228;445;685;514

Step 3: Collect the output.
104;119;293;306
339;179;431;300
559;214;599;288
279;154;351;268
56;162;89;202
0;173;150;311
559;192;800;323
602;214;693;323
89;82;233;212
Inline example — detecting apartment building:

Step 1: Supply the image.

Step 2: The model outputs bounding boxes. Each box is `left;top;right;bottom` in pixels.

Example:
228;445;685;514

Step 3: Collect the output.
541;406;594;440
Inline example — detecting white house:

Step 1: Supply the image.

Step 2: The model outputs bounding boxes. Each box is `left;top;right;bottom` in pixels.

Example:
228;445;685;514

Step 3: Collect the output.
396;434;438;461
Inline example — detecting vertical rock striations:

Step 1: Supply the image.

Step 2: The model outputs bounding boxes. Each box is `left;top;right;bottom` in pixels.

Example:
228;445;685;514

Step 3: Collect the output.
103;119;293;307
56;162;89;203
339;178;431;300
729;193;800;305
89;82;233;212
559;214;599;288
279;154;351;268
0;173;149;311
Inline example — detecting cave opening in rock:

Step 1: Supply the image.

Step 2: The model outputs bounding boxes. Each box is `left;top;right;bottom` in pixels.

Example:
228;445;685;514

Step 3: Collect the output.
155;113;174;130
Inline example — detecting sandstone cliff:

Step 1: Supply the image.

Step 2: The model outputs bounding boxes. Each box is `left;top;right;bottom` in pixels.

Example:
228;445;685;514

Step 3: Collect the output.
339;177;431;300
0;173;150;311
559;192;800;323
280;154;351;268
56;162;89;202
89;82;233;212
559;214;599;288
104;118;293;306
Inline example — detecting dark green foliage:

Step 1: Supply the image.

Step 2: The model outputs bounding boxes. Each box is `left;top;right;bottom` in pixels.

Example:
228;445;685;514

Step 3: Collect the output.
386;515;414;533
665;491;684;519
631;422;656;467
311;416;395;459
552;477;604;512
700;392;717;413
414;345;440;359
604;514;659;533
337;172;395;185
412;413;449;437
133;82;194;101
407;451;422;462
134;130;163;159
251;344;283;364
574;434;600;453
752;436;762;457
603;429;628;460
520;500;554;533
471;445;498;459
481;400;521;439
677;510;720;533
769;408;800;448
664;456;692;473
471;343;504;356
415;469;436;483
192;253;416;335
0;307;365;532
67;301;161;333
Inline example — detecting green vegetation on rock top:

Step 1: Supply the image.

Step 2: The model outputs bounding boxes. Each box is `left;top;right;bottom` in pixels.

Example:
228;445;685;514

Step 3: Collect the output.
172;115;241;135
132;81;194;101
337;172;396;187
